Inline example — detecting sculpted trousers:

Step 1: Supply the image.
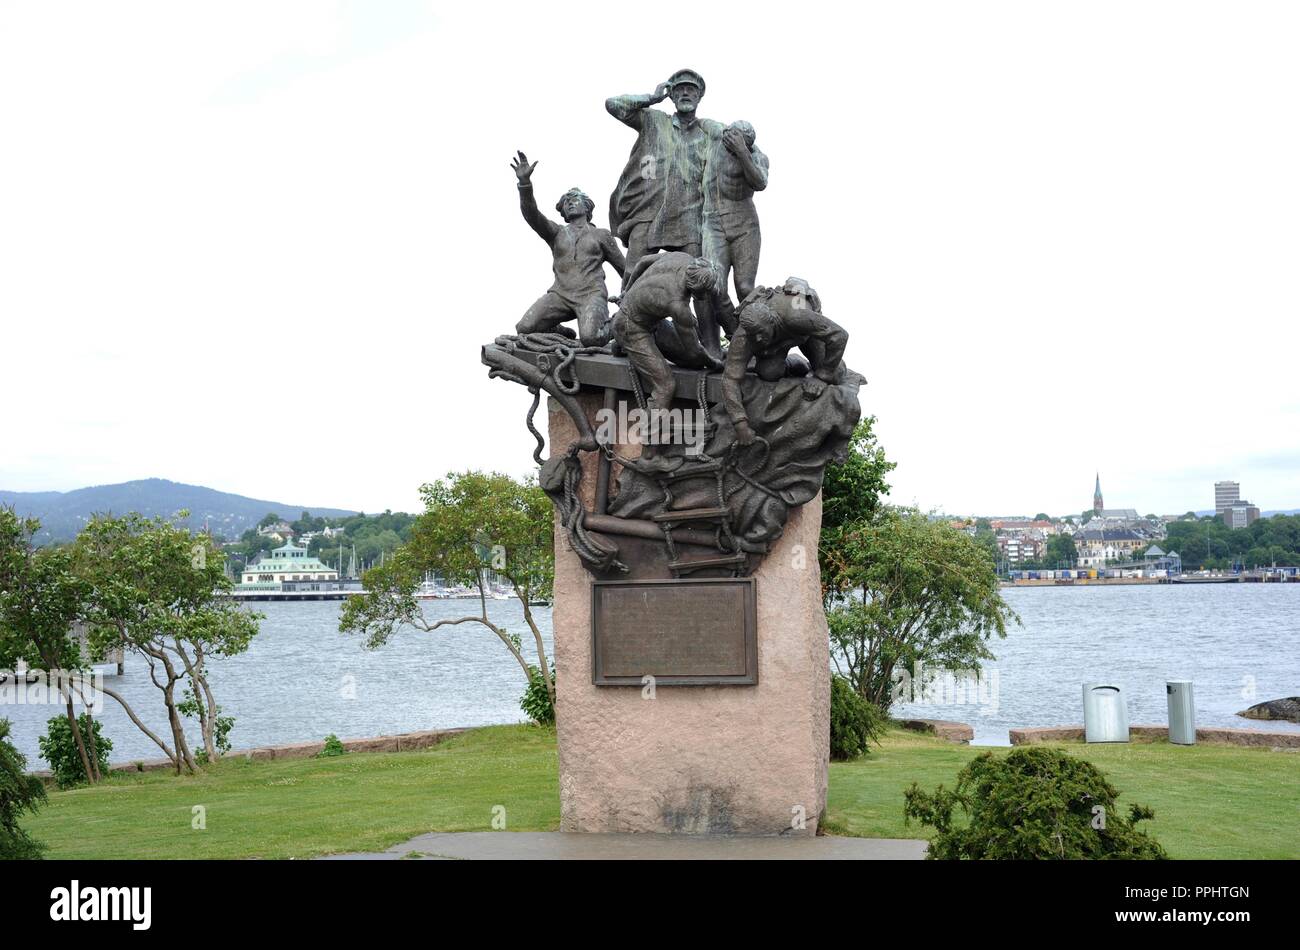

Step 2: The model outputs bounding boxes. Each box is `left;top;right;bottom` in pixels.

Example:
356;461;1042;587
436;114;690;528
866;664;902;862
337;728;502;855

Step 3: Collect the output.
516;290;610;346
623;224;721;360
612;310;676;414
703;209;761;339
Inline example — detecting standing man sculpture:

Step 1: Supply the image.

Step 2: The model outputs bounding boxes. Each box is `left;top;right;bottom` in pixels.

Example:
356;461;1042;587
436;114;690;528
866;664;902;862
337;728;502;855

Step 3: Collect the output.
607;69;726;356
703;120;768;337
512;151;626;346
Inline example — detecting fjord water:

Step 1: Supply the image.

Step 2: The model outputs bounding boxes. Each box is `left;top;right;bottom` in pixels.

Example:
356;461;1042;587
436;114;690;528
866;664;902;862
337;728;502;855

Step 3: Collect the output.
4;599;555;766
4;585;1299;764
893;583;1300;744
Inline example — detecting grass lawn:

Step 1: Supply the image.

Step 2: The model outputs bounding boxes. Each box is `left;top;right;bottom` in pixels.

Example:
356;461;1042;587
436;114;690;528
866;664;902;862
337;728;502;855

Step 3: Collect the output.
24;725;562;860
825;729;1300;859
22;724;1299;859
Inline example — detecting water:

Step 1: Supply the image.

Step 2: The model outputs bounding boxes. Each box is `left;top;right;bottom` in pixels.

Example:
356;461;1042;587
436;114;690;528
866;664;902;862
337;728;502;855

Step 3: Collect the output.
892;584;1300;744
2;599;553;767
3;585;1298;764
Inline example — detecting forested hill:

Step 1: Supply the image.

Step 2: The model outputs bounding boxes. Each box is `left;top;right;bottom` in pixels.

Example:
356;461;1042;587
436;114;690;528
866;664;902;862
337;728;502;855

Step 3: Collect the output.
0;479;358;543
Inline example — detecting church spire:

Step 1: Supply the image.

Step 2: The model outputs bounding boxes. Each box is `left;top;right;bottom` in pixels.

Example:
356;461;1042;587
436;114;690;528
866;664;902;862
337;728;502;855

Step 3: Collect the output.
1093;472;1104;514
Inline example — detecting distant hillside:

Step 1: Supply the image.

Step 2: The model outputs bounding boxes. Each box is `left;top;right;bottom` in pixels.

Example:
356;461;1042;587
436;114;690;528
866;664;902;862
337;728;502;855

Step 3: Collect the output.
0;479;359;543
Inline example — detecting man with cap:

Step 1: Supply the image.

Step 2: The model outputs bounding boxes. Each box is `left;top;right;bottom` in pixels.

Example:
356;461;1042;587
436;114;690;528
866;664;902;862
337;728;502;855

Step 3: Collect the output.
606;70;725;354
511;150;626;346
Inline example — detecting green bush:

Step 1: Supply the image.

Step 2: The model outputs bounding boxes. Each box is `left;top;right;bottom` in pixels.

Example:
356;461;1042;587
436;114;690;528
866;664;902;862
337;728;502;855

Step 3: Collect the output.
829;674;883;760
904;746;1168;860
38;713;112;790
178;687;235;764
0;719;47;859
520;664;555;726
316;734;346;758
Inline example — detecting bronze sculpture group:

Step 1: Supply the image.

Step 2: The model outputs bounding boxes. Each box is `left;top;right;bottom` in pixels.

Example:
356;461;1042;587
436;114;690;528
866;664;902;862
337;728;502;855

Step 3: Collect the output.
485;69;862;581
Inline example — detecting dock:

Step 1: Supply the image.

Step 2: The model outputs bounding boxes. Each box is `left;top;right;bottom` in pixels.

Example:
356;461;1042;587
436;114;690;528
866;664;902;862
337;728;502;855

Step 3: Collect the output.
224;590;367;602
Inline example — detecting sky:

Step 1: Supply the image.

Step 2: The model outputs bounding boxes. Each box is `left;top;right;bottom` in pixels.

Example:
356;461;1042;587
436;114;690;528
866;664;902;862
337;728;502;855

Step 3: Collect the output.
2;1;1297;518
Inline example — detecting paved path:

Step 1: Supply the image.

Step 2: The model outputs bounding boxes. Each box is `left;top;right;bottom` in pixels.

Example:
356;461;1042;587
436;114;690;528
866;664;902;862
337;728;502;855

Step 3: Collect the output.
322;831;928;860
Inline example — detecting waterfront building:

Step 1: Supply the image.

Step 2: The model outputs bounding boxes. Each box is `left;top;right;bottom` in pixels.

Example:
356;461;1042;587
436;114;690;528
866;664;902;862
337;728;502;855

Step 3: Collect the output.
998;535;1044;564
1074;522;1146;566
1223;501;1260;530
1215;480;1241;515
1141;545;1183;575
239;541;339;589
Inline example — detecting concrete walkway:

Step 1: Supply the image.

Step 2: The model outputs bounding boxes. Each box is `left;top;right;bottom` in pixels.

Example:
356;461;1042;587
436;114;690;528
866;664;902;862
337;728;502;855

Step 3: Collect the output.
322;831;928;860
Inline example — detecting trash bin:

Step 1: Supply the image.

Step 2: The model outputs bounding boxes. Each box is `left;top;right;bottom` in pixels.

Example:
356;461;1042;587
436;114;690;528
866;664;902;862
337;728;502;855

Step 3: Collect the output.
1082;683;1129;742
1167;680;1195;745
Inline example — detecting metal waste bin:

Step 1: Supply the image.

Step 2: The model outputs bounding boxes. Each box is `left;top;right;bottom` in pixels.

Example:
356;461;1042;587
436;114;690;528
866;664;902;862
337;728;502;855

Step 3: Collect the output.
1082;683;1129;742
1167;680;1196;745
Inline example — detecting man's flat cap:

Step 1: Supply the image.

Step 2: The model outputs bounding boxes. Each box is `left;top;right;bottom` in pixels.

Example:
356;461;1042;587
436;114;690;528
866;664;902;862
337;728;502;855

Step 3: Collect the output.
667;69;705;94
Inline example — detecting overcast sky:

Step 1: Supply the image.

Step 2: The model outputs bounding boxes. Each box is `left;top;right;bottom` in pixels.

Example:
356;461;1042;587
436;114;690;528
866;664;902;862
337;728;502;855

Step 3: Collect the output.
2;1;1297;518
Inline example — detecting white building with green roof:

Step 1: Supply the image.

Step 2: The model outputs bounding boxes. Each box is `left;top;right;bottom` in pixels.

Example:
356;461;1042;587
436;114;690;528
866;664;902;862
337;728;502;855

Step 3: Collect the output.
239;542;338;590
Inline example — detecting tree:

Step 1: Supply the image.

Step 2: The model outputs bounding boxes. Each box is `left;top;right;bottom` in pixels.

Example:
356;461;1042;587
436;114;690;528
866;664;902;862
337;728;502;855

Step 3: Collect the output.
1045;533;1077;567
820;416;895;606
0;508;100;784
0;718;47;859
73;512;260;772
822;509;1017;710
820;416;894;537
1033;513;1051;522
973;526;1000;568
340;472;556;710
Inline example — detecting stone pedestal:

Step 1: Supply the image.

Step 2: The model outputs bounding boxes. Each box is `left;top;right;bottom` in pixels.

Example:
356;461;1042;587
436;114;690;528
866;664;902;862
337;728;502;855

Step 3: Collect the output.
549;397;830;836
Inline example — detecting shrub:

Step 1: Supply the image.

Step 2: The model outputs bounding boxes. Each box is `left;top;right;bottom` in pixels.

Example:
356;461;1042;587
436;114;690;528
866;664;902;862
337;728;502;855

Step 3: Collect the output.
520;664;555;726
38;713;112;790
0;719;47;859
903;746;1168;859
316;734;346;758
829;674;883;760
178;687;234;764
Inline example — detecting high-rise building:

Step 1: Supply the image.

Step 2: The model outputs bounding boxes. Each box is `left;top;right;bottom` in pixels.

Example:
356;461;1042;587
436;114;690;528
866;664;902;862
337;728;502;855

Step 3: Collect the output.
1223;502;1260;530
1215;481;1241;515
1093;473;1103;514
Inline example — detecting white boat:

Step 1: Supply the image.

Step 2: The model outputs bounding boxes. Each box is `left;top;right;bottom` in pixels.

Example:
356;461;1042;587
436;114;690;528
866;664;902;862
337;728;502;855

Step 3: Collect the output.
413;578;449;600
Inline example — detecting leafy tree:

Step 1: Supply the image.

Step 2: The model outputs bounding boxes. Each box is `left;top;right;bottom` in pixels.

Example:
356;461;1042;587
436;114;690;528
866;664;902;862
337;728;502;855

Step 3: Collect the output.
340;472;556;710
1045;533;1077;567
0;718;47;859
822;509;1017;710
1033;513;1051;522
820;416;894;537
39;713;112;789
73;512;260;772
178;687;233;761
0;508;100;783
972;526;1000;567
904;747;1167;859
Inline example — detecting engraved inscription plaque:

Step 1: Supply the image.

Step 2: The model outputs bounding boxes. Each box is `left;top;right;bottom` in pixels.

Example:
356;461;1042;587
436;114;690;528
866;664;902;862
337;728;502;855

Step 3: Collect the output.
591;578;757;686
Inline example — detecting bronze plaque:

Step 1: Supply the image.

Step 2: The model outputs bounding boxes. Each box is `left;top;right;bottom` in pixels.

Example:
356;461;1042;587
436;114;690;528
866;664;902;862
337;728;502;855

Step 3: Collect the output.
591;578;757;686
